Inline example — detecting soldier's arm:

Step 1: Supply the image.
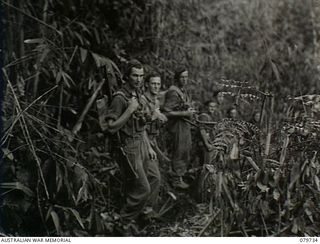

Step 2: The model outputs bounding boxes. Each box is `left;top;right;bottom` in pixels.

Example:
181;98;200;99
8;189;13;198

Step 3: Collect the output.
107;97;139;134
163;90;194;118
153;108;168;123
143;130;157;160
199;113;214;151
200;129;213;151
165;110;193;118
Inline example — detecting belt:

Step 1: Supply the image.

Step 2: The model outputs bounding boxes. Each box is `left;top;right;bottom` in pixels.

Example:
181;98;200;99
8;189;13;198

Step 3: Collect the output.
121;133;144;145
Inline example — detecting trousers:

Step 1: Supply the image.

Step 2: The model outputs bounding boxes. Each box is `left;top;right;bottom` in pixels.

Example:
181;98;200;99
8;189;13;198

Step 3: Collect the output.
169;120;192;176
120;135;161;220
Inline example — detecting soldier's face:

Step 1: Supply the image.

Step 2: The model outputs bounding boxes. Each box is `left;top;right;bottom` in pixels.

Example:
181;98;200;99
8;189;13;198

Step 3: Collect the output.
208;102;218;115
178;71;188;87
229;109;237;118
147;77;161;95
254;112;260;122
217;92;224;104
128;67;144;90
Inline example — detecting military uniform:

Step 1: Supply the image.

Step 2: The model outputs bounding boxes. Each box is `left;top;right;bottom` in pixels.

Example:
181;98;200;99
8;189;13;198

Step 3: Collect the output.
106;84;161;220
142;92;162;140
141;91;164;208
163;85;192;177
197;112;220;165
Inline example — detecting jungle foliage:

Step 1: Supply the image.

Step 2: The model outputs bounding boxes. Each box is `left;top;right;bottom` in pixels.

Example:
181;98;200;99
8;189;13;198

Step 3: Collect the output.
1;0;320;236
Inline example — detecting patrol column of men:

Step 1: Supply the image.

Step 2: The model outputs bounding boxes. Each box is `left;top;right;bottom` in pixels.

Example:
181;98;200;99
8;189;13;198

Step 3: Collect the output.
106;60;160;221
197;100;222;165
106;61;208;222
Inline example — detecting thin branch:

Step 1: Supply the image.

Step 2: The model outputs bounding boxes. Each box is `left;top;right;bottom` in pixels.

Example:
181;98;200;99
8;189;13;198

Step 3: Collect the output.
197;210;221;237
2;78;58;145
57;84;64;128
1;0;62;35
71;80;106;136
3;69;50;199
260;210;269;236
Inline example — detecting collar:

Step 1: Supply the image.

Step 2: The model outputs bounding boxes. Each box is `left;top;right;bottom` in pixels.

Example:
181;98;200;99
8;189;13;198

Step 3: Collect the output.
144;91;157;104
122;83;141;98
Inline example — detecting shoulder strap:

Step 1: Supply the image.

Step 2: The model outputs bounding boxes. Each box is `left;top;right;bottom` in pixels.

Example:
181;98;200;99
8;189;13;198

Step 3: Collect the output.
168;85;186;101
141;94;160;111
140;94;148;106
142;92;155;104
113;90;130;102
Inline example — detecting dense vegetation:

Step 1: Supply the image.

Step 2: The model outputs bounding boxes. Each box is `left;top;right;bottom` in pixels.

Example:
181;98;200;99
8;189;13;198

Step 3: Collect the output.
1;0;320;236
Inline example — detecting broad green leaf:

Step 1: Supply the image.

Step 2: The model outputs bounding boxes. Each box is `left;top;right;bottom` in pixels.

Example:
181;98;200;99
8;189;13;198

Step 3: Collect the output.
92;53;101;67
270;60;281;82
91;147;100;158
94;28;101;44
61;71;75;87
46;206;53;221
167;191;177;201
74;32;84;45
68;208;85;229
56;164;63;193
76;22;90;34
24;38;43;44
56;70;62;84
314;175;320;191
54;205;85;230
273;169;281;185
50;210;61;234
0;182;34;197
80;48;88;63
304;208;314;223
39;48;50;63
109;59;122;76
257;181;269;192
2;148;14;160
291;218;298;234
76;183;86;204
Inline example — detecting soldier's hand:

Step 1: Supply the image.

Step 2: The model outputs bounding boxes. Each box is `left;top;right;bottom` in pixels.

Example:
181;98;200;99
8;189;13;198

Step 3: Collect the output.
154;108;168;123
128;97;140;112
159;113;168;123
148;147;157;161
184;108;196;117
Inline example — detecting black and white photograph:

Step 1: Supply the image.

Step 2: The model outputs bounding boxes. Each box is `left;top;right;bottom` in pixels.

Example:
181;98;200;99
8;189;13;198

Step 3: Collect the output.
1;0;320;239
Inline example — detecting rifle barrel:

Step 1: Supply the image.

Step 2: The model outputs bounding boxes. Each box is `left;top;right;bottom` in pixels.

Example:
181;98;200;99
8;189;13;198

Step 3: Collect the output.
182;118;217;128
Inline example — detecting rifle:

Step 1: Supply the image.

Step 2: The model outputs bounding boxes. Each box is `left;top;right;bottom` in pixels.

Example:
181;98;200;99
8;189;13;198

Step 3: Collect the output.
182;117;217;129
112;133;139;180
149;138;171;164
171;101;217;128
103;66;139;180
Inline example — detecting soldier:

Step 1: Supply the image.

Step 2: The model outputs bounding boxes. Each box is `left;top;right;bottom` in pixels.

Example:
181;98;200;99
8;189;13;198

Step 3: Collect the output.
163;67;195;189
140;71;168;215
197;100;221;164
249;110;261;126
142;71;168;156
105;60;160;221
227;106;240;119
214;91;227;118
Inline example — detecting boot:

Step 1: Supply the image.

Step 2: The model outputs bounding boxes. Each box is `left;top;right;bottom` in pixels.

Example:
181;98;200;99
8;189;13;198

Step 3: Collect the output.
171;176;189;189
140;207;159;222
